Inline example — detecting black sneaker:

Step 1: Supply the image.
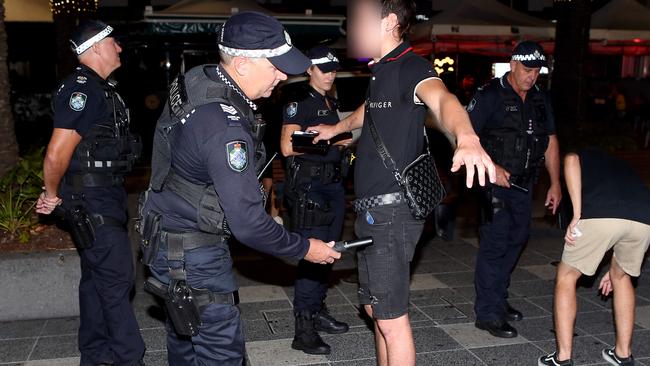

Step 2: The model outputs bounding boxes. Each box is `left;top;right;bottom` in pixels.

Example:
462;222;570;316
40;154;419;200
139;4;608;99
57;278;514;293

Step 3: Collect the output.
602;348;635;366
538;352;574;366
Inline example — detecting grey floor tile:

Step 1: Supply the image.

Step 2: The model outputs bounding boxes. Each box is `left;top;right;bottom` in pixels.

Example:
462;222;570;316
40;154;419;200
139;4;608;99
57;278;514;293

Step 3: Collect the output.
434;272;476;288
510;267;545;282
246;339;328;366
143;350;167;366
635;305;650;329
438;323;528;349
434;303;477;325
243;319;278;342
514;316;576;342
330;358;376;366
29;335;79;360
0;320;45;340
141;328;167;352
323;331;376;362
575;310;617;335
40;318;79;337
0;338;36;363
529;294;606;315
238;300;293;321
509;280;557;298
471;343;544;366
410;288;472;307
595;329;650;359
418;305;467;322
535;336;611;365
507;298;552;318
413;326;462;352
417;349;485;365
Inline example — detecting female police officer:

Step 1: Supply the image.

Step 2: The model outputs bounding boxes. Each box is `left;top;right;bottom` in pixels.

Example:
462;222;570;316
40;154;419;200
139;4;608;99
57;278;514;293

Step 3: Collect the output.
280;46;351;355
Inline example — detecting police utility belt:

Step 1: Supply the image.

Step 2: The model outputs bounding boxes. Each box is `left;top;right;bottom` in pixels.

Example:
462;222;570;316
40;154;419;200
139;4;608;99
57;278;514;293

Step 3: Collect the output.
290;158;341;184
140;224;238;337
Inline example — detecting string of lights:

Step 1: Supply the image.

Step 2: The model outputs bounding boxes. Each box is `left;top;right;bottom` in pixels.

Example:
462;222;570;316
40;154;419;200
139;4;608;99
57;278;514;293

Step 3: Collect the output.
49;0;98;16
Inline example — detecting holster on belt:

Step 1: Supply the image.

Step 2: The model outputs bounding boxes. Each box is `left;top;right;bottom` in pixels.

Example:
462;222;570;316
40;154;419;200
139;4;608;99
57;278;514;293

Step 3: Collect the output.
289;191;335;231
54;205;123;250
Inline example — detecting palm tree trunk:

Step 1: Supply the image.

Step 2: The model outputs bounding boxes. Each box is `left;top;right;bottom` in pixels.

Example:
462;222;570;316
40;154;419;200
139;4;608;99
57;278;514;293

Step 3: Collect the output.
0;0;19;176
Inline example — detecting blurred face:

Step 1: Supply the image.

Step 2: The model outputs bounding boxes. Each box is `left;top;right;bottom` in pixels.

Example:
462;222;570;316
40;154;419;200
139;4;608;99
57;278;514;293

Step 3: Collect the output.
95;37;122;72
509;60;540;92
348;0;382;59
240;57;288;99
308;66;336;93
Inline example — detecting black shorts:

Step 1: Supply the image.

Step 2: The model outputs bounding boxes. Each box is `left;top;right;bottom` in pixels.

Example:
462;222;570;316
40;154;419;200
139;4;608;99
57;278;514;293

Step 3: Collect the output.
354;202;424;319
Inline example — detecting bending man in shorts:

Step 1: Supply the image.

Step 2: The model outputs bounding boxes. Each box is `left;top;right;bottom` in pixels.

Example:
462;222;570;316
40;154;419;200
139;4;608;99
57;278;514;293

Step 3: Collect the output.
539;148;650;366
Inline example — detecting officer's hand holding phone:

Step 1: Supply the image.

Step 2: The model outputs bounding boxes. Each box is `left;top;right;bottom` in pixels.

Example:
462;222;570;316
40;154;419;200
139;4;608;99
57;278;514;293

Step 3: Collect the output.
305;238;341;265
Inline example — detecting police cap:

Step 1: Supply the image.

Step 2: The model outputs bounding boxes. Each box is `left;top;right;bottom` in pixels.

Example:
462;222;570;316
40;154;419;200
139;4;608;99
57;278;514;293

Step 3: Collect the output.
511;41;547;68
70;20;113;55
307;45;340;73
218;11;311;75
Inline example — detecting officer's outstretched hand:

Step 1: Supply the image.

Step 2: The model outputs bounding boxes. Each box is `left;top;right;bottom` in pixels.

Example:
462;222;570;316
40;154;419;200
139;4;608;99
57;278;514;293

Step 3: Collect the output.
451;135;497;188
305;239;341;265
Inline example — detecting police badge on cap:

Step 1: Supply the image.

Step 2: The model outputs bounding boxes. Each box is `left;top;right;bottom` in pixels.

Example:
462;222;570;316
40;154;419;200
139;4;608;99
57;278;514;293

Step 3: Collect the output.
70;20;113;55
307;45;340;73
511;41;547;68
218;11;311;75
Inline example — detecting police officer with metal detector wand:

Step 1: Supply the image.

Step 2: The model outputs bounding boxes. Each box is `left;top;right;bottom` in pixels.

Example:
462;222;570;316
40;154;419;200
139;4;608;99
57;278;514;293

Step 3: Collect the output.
137;12;341;365
36;20;145;366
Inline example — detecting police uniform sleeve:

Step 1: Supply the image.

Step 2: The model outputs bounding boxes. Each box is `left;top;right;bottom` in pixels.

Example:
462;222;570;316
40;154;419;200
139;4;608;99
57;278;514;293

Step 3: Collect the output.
282;99;310;129
399;56;439;105
466;86;496;134
52;81;102;136
204;116;310;260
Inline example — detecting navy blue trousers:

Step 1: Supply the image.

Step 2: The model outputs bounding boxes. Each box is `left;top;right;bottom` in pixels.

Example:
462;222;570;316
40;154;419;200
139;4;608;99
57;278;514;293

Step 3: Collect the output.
474;184;533;322
62;186;145;366
151;241;244;365
291;181;345;313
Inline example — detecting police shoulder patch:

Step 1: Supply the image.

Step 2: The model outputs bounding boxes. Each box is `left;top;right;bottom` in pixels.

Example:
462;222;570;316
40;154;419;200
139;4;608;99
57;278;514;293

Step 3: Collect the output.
69;92;87;112
226;140;248;172
286;102;298;118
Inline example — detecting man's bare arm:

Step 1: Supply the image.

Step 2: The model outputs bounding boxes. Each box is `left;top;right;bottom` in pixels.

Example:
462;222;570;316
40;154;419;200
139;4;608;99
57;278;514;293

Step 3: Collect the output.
563;153;582;219
416;78;496;187
280;124;303;157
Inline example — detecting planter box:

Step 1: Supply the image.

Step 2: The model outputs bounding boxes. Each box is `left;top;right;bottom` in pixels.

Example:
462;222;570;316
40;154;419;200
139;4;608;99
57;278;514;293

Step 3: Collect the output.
0;249;80;321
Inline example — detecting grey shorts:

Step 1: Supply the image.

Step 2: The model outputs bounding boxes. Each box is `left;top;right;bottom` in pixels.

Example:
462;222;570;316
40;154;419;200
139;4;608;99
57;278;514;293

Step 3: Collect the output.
354;202;424;320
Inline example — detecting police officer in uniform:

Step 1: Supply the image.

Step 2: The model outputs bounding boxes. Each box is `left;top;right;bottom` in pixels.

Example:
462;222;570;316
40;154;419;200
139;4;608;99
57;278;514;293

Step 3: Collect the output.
138;12;341;365
468;41;561;338
280;46;351;355
36;20;145;366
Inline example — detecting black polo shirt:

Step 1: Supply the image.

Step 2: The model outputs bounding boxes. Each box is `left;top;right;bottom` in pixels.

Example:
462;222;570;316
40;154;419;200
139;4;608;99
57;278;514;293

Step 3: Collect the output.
578;148;650;225
467;72;556;135
355;42;439;198
283;85;341;163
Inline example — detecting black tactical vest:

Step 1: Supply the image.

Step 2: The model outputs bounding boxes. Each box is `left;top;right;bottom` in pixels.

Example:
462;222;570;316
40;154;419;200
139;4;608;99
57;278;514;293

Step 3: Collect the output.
69;83;142;177
480;86;550;178
147;65;264;235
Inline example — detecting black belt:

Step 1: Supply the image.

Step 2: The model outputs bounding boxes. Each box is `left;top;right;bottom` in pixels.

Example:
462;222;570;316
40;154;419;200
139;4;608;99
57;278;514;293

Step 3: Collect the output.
144;277;238;307
64;173;124;188
162;231;227;252
353;192;405;213
294;160;341;183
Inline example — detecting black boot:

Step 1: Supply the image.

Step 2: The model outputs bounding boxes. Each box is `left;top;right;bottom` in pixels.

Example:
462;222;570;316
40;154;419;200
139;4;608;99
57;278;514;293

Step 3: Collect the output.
292;310;331;355
315;307;349;334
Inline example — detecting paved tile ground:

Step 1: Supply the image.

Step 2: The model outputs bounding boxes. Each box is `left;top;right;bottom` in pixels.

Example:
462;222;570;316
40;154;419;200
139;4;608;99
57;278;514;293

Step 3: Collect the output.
2;214;650;365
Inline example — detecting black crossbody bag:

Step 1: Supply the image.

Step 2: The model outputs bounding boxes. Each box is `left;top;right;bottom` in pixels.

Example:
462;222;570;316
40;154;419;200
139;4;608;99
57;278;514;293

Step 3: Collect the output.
366;115;446;220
